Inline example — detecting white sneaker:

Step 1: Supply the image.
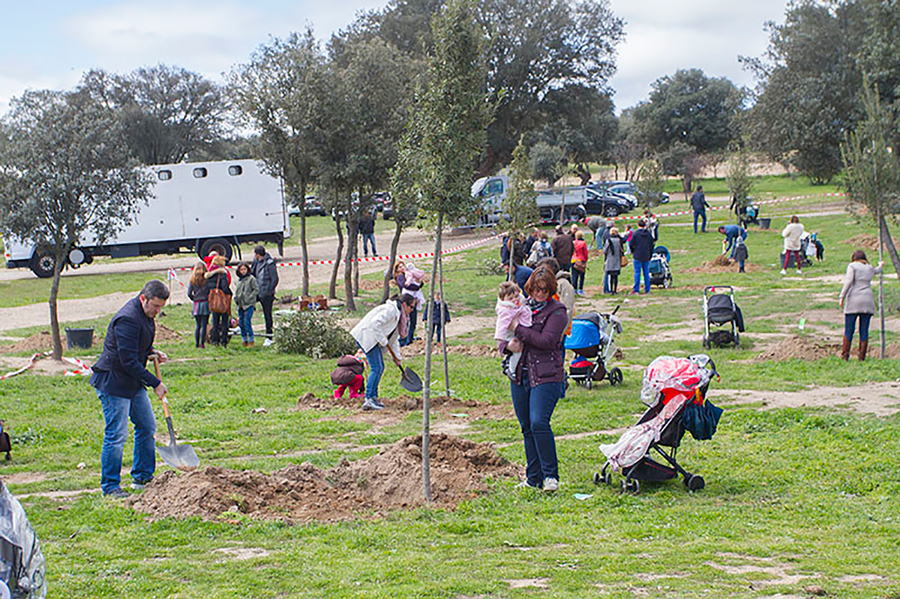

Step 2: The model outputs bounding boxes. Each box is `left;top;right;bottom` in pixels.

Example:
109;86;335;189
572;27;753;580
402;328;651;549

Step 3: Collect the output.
361;399;384;411
780;269;786;275
263;338;274;347
796;269;802;275
543;477;559;492
516;480;540;490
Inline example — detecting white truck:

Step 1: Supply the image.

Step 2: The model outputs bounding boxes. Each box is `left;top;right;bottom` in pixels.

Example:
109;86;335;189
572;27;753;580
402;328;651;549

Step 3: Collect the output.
3;159;289;278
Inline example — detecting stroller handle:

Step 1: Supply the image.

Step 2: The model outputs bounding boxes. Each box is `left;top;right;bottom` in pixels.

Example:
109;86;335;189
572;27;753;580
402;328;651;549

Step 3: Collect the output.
703;285;734;296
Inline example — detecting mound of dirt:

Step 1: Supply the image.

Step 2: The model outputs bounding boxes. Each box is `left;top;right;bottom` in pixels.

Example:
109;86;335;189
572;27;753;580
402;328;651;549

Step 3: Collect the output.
130;434;520;523
402;340;497;358
685;256;760;274
755;335;841;362
155;323;183;342
845;233;899;251
0;331;64;354
357;279;387;291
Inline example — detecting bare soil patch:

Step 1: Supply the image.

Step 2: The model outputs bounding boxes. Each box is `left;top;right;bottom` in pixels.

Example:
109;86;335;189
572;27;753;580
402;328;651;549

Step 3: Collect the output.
294;392;511;424
403;339;497;358
0;331;63;355
711;381;900;416
685;255;761;274
755;335;900;361
130;433;521;522
844;233;900;251
154;323;183;342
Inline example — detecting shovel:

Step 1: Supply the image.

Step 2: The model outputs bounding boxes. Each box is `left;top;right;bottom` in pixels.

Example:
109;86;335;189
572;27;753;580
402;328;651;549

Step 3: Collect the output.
387;346;423;393
151;357;200;471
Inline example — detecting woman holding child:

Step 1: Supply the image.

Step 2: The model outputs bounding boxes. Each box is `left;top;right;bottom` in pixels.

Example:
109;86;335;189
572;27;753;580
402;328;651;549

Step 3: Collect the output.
502;268;567;492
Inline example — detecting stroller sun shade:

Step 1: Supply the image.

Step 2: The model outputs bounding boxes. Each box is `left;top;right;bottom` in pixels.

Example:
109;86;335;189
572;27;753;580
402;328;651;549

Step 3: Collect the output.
707;294;736;324
640;356;711;406
565;319;601;350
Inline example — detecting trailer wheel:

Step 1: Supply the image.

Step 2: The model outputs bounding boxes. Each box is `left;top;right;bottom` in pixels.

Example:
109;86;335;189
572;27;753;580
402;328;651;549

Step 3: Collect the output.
199;238;233;262
29;250;56;279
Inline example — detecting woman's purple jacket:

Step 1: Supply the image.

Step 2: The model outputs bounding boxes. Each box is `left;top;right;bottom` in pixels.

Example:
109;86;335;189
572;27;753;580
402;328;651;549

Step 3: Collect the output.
512;298;568;387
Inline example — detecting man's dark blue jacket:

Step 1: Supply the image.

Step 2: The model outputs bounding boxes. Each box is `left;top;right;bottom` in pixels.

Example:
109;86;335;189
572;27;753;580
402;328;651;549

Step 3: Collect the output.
90;296;161;398
629;228;656;262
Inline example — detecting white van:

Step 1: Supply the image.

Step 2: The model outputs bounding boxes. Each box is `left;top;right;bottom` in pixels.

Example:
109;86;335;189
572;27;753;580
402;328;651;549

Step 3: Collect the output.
3;159;289;278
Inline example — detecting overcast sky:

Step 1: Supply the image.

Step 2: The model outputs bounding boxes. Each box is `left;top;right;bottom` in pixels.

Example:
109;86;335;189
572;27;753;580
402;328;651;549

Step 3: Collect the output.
0;0;790;116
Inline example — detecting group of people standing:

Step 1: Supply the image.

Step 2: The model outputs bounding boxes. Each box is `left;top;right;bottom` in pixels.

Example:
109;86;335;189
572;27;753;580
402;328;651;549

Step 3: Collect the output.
187;245;279;348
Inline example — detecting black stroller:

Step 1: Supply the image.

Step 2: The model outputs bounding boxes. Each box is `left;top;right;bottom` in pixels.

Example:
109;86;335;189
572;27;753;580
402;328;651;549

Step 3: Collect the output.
564;308;623;388
702;286;744;349
594;355;721;494
648;246;672;288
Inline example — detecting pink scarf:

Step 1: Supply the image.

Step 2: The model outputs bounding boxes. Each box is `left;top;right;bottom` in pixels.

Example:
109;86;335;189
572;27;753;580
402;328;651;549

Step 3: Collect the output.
397;301;409;340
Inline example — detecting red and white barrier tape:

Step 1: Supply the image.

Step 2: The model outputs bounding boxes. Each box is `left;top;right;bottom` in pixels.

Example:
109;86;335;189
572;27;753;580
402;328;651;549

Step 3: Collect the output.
0;351;91;381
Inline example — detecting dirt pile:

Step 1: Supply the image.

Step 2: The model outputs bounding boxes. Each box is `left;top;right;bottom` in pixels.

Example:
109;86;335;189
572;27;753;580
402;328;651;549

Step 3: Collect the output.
155;323;183;342
685;256;760;274
845;233;899;251
0;331;63;354
403;339;497;358
755;335;841;361
130;433;520;523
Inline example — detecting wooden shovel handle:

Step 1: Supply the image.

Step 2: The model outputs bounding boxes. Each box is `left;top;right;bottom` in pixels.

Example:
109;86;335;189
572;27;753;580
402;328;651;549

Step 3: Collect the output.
385;345;404;374
151;356;172;419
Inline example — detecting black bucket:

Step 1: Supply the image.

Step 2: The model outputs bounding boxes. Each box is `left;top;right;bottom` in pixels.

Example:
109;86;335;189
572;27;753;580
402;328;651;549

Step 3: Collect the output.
65;328;94;350
758;217;771;230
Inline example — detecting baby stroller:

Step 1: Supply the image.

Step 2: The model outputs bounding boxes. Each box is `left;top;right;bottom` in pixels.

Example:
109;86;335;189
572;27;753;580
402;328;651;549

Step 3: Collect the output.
564;307;623;388
740;203;760;227
702;286;744;349
649;246;673;288
595;355;722;494
780;234;814;268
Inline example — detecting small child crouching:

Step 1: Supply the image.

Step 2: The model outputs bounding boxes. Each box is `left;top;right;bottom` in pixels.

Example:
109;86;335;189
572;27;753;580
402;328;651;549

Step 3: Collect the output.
494;281;533;379
331;352;367;400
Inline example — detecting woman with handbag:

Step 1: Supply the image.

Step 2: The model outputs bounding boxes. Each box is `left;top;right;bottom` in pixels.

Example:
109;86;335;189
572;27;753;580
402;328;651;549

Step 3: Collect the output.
205;256;233;347
571;231;589;295
603;227;624;294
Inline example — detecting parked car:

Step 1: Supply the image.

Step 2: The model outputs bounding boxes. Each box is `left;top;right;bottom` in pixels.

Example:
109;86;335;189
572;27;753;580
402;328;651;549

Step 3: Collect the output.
583;188;633;217
593;180;670;206
304;197;326;216
372;192;393;219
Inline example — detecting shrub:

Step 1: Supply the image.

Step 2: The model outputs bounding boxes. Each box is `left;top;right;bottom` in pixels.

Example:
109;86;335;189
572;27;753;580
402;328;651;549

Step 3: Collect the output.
476;257;505;276
274;311;357;359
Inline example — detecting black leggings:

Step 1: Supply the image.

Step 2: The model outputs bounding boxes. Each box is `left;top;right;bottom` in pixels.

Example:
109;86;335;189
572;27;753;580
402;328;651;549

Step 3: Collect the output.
194;314;209;348
259;295;275;337
609;271;619;293
211;312;229;346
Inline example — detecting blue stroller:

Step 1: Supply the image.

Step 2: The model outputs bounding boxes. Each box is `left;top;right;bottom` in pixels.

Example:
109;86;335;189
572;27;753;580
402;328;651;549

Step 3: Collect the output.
649;246;673;288
564;308;623;389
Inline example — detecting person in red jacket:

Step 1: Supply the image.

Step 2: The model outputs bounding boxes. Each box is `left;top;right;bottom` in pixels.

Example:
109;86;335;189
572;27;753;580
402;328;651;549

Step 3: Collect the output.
571;231;589;295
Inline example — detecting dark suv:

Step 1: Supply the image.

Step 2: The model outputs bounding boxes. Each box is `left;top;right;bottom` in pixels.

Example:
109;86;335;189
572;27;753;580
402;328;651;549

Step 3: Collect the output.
583;188;633;217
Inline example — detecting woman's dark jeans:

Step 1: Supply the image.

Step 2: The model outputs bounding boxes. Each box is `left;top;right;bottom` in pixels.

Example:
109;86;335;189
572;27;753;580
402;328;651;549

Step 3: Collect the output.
510;378;560;486
571;267;585;291
844;313;872;343
193;314;209;348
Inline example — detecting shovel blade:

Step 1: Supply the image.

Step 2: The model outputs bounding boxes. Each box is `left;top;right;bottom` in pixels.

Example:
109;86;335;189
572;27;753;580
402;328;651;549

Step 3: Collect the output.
157;443;200;471
400;367;423;393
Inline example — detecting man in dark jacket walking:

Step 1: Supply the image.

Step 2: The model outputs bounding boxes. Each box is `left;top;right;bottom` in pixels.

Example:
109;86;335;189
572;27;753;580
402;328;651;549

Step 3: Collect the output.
629;219;655;294
691;186;710;234
252;245;280;346
550;225;574;272
359;211;377;257
91;280;170;498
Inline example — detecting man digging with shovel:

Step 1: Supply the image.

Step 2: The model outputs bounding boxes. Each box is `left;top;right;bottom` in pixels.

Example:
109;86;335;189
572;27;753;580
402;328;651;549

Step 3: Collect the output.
91;280;170;499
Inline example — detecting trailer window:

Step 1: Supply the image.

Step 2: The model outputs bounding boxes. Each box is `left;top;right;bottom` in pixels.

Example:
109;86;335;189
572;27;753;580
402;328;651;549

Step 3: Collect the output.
228;165;243;176
158;170;172;181
193;168;208;179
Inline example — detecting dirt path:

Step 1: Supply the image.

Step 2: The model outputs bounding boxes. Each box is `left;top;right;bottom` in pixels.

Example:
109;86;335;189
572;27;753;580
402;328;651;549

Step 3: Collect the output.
710;381;900;416
0;228;492;333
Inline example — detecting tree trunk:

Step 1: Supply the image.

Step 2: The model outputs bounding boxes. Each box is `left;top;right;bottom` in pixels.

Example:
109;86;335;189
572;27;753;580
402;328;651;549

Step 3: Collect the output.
382;220;403;303
49;249;66;361
682;176;692;202
344;212;358;312
421;211;442;504
878;215;900;280
353;238;360;297
878;207;886;359
439;252;450;397
300;181;310;296
329;216;343;300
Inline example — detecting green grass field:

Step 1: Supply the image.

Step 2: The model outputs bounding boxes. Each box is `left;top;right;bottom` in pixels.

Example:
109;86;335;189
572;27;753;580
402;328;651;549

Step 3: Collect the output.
1;174;899;597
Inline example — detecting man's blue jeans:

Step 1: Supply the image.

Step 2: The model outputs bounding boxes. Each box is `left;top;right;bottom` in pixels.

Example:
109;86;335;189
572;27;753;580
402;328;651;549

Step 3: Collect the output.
363;344;385;400
633;259;651;293
510;379;560;486
97;387;156;494
693;210;707;233
238;306;255;343
362;233;377;256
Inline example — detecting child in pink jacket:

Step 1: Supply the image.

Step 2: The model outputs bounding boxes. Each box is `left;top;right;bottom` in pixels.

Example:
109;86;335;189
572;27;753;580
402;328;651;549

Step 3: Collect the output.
494;281;533;375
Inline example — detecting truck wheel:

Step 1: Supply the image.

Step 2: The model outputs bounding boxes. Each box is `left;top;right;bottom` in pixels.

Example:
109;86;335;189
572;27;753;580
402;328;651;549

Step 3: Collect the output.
603;205;619;218
29;250;56;278
199;238;233;262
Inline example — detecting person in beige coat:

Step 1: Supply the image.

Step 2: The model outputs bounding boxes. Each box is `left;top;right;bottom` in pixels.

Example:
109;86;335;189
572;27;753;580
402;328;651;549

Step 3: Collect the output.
781;215;805;275
839;250;884;360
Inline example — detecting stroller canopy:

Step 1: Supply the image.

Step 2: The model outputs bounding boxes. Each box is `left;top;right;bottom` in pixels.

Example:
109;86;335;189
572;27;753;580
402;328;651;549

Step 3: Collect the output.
707;294;736;324
565;317;601;350
640;356;713;406
652;246;670;262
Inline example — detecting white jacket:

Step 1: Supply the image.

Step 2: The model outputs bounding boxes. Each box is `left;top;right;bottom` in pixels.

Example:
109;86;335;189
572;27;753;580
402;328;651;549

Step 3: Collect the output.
782;222;804;251
350;301;402;358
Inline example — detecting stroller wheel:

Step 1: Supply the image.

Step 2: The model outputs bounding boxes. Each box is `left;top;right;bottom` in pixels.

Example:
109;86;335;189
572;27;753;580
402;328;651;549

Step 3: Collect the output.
684;474;705;492
621;478;640;494
608;367;623;386
664;275;672;289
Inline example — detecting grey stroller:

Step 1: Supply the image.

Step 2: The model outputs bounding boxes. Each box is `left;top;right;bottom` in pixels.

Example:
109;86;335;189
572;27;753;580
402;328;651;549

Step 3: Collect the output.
702;286;744;349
